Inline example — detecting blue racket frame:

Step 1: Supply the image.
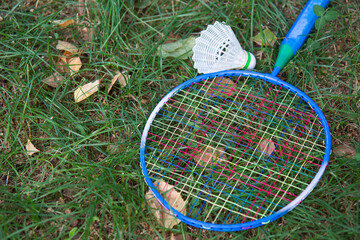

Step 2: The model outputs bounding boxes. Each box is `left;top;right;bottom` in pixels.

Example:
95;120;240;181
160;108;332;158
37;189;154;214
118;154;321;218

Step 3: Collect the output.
140;70;331;231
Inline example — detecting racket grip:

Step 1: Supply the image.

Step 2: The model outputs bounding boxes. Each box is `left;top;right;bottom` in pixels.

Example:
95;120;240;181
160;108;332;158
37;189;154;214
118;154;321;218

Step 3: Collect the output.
272;0;330;76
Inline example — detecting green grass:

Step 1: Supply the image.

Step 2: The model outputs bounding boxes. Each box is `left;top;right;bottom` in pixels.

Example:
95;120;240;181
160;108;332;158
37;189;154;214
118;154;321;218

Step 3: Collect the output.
0;0;359;239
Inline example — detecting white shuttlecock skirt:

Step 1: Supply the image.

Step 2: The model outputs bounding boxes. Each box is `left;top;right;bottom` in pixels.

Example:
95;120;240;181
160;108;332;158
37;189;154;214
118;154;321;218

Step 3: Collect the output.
192;21;256;74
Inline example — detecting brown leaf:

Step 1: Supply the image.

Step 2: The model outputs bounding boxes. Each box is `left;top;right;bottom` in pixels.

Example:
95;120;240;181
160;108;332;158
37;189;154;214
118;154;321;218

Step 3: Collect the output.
145;180;186;229
26;139;40;156
56;41;79;54
108;71;121;93
259;139;275;155
56;56;69;73
80;26;94;42
117;71;129;87
195;146;226;166
333;144;356;158
207;77;236;97
170;233;192;240
42;72;64;87
108;71;129;93
74;80;100;103
68;57;82;75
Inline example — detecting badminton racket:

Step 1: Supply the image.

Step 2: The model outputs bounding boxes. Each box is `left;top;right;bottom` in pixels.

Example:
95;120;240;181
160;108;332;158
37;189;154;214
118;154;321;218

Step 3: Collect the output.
140;0;331;231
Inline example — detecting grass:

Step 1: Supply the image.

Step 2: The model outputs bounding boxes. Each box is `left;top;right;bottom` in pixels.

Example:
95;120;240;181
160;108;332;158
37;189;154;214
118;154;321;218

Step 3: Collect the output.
0;0;359;239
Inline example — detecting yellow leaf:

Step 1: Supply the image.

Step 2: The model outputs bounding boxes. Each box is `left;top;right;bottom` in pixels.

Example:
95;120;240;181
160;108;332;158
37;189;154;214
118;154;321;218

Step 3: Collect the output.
54;19;75;28
42;72;64;87
56;41;78;54
74;80;100;103
145;180;186;229
26;139;40;156
68;57;82;75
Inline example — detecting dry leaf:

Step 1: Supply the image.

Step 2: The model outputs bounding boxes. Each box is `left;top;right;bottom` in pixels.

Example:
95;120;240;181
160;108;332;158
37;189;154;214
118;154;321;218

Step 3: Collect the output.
42;72;64;87
259;139;275;155
170;233;191;240
108;71;121;93
117;72;129;87
108;71;129;93
54;19;75;28
56;41;78;54
68;57;82;75
333;144;356;158
195;146;226;166
26;139;40;156
145;180;186;229
130;94;149;104
56;56;82;75
74;80;100;103
207;77;236;97
56;56;71;73
80;26;94;42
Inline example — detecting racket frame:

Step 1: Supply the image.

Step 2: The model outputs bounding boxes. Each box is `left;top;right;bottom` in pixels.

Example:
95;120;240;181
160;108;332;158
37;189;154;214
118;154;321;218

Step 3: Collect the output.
140;70;331;231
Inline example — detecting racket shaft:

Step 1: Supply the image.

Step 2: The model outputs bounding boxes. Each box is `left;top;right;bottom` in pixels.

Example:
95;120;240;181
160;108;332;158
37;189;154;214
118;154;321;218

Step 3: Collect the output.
273;0;330;75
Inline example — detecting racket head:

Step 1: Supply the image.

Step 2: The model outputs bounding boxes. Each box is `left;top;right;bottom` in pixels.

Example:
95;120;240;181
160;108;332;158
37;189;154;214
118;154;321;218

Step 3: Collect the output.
140;70;331;231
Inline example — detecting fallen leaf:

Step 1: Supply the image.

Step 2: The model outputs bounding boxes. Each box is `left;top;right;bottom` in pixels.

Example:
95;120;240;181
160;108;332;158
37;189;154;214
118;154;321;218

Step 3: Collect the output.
74;80;100;103
259;139;275;155
159;36;196;59
207;77;236;97
54;19;75;28
42;72;64;87
135;0;152;9
26;139;40;156
56;56;71;73
117;72;129;87
107;71;129;93
56;41;79;54
333;144;356;158
170;233;192;240
195;146;226;166
80;26;94;42
145;180;186;229
68;57;82;75
130;94;150;111
253;29;277;46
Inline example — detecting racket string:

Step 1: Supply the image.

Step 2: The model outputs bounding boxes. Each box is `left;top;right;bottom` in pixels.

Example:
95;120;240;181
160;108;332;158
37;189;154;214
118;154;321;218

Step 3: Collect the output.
144;74;326;225
213;84;299;223
242;97;314;221
168;90;326;155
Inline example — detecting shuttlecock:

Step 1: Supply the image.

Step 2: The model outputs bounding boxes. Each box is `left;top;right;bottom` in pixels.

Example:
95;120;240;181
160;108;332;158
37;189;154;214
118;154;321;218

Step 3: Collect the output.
192;21;256;74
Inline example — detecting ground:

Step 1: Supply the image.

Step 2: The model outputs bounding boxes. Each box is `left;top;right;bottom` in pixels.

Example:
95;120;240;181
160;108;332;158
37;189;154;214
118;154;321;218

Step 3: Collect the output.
0;0;359;239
